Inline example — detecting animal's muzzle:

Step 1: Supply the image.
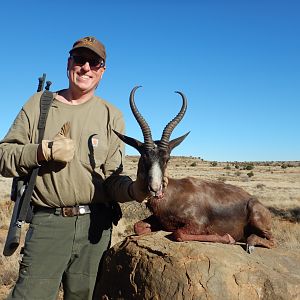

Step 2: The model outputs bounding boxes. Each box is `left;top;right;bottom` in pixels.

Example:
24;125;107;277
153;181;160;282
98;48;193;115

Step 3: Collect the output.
148;184;163;198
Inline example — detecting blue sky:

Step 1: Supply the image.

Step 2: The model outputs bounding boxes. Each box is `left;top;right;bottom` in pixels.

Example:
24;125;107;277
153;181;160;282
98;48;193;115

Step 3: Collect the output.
0;1;299;162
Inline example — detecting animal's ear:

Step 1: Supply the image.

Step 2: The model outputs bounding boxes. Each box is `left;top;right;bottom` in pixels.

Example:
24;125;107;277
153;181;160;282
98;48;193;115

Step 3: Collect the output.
113;130;144;153
169;131;190;151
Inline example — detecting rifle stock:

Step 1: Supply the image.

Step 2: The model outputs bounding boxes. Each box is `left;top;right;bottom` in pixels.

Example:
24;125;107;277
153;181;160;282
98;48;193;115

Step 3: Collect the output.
3;73;47;257
3;181;26;256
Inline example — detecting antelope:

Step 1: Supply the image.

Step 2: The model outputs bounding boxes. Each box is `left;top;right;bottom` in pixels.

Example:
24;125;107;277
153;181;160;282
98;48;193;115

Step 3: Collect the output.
114;86;275;253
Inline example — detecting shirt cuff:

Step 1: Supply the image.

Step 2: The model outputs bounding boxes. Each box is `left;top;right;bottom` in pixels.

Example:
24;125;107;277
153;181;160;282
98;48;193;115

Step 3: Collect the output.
19;144;40;169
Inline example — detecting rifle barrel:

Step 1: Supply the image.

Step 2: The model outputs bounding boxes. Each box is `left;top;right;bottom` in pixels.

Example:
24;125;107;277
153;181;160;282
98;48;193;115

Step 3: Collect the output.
37;73;46;92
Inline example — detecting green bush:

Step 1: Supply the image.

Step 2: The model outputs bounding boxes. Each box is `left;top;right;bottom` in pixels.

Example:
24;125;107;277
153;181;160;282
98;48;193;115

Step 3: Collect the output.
244;164;254;170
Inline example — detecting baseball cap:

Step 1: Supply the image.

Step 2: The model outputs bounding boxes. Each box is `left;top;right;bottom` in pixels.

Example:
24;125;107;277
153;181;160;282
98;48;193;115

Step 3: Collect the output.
69;36;106;61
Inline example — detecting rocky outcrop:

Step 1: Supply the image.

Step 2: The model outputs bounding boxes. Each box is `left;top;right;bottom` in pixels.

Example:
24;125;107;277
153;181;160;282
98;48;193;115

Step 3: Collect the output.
95;231;300;300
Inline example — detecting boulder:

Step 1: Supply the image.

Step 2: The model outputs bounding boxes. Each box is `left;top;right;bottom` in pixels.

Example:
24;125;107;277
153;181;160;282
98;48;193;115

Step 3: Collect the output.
95;231;300;300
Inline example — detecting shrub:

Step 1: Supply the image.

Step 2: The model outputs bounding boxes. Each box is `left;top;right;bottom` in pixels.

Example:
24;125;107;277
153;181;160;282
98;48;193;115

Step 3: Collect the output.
256;183;265;189
244;164;254;170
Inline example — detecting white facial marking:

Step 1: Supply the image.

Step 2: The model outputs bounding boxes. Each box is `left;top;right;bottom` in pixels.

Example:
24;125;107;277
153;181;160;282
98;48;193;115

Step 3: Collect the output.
149;161;163;193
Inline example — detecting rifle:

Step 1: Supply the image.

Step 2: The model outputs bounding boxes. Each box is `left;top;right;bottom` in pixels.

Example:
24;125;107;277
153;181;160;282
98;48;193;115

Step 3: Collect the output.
3;74;52;256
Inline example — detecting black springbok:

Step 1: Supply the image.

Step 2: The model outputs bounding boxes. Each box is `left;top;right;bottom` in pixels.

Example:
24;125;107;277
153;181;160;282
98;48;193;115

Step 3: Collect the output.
114;86;275;253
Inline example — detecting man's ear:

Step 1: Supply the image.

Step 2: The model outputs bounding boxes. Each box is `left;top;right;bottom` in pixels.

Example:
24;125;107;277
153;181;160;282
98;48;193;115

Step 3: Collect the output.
99;66;106;79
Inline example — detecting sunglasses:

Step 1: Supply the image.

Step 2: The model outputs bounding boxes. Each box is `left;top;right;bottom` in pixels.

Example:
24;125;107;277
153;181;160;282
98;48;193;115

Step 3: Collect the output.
70;55;105;69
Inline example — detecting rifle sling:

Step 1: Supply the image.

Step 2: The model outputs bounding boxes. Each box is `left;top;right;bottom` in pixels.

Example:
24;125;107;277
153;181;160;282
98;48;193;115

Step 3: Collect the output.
18;90;53;222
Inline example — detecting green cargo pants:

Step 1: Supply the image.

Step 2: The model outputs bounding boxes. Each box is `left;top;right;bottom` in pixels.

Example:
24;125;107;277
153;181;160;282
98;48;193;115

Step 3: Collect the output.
7;204;112;300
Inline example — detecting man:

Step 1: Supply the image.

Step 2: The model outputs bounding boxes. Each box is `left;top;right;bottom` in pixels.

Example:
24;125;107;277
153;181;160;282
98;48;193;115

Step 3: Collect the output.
0;36;148;300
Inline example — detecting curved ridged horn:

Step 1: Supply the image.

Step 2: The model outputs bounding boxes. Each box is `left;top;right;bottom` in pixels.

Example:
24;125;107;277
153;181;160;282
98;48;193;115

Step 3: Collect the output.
160;91;187;150
130;86;154;150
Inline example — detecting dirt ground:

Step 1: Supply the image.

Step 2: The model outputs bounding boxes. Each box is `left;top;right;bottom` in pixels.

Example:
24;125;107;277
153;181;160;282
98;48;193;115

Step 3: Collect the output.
0;156;299;299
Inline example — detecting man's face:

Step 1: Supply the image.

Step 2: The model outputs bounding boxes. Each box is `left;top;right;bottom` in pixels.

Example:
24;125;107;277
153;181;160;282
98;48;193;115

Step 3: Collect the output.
67;48;106;94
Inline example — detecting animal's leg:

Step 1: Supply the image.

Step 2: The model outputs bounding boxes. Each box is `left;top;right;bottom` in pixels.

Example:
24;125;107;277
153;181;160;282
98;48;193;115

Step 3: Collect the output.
246;233;275;249
246;198;276;250
134;215;161;235
171;229;236;244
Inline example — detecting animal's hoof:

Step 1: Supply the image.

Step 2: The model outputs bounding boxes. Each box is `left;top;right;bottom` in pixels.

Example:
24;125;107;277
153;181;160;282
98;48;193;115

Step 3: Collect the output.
246;244;255;254
170;231;183;242
175;237;183;242
224;234;236;244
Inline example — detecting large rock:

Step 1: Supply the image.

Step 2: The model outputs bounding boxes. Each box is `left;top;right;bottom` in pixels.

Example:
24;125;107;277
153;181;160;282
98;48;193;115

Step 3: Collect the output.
95;231;300;300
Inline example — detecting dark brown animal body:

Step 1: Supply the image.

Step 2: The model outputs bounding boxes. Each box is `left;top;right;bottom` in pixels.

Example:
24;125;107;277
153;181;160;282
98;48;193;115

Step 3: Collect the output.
135;177;275;250
114;86;275;252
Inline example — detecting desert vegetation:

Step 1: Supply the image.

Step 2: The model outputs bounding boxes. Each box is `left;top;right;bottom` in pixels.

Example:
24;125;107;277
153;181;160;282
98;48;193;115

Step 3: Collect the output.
0;156;299;299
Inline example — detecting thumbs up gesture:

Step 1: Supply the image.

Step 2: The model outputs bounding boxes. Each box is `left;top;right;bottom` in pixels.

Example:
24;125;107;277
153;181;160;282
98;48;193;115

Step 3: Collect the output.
40;122;75;163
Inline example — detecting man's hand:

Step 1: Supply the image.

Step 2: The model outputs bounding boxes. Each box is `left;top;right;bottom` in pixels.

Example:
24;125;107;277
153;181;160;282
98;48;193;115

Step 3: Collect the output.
129;175;149;203
39;122;75;163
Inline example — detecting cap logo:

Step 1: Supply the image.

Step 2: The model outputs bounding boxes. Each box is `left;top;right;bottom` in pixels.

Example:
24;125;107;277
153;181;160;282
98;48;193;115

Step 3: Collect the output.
78;37;96;47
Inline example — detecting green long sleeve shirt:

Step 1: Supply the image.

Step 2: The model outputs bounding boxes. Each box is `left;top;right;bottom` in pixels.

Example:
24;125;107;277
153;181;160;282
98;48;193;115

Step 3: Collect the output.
0;91;133;207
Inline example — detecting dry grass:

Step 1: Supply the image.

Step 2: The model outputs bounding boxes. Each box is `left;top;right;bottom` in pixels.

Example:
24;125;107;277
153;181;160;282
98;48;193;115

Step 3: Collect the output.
0;156;299;298
272;217;300;249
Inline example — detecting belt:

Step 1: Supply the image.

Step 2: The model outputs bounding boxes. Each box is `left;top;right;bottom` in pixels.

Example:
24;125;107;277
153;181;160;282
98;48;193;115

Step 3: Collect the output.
33;205;91;217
